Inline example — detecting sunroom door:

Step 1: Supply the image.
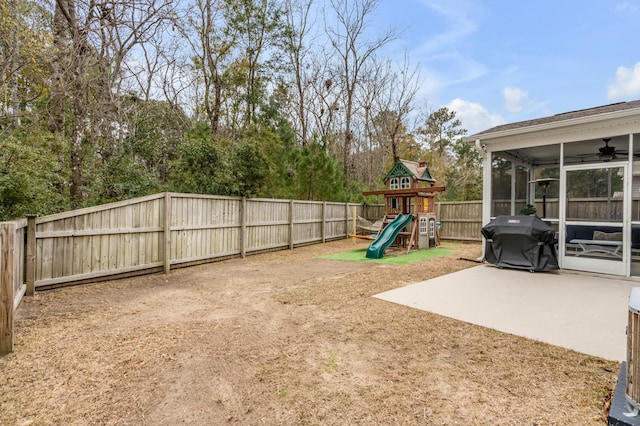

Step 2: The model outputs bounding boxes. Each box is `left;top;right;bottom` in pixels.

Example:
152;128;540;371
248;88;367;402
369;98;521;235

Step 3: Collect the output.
561;163;628;276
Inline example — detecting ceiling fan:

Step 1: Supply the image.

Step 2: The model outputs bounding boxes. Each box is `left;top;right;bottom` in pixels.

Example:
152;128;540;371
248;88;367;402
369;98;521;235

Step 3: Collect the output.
598;138;616;161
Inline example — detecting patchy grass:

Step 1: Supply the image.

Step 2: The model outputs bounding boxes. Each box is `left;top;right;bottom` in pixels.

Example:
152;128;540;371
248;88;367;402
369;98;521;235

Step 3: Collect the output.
317;247;455;264
0;239;618;425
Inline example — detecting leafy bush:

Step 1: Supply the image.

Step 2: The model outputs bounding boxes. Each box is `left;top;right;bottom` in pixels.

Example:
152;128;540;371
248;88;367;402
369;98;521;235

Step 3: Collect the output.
0;130;68;220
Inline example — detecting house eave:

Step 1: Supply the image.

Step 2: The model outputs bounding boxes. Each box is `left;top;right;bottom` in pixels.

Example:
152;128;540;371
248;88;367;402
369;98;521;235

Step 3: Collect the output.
463;107;640;145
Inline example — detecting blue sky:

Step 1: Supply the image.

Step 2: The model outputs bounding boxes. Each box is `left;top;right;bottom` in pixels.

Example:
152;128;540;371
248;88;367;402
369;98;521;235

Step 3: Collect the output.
372;0;640;134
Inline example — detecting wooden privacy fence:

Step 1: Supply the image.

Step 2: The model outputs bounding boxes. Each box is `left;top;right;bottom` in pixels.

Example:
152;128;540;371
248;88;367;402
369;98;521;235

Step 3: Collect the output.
436;201;483;242
27;193;381;290
493;198;629;220
0;193;482;354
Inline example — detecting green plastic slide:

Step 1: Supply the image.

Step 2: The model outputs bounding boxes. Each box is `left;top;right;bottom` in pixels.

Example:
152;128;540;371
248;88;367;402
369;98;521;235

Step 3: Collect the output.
365;214;413;259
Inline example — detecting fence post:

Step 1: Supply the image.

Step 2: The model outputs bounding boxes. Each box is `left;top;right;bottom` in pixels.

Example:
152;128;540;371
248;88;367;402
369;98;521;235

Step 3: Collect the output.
1;222;16;355
164;193;172;273
322;202;326;243
351;205;357;236
344;204;349;239
26;215;37;296
289;200;294;250
240;197;246;258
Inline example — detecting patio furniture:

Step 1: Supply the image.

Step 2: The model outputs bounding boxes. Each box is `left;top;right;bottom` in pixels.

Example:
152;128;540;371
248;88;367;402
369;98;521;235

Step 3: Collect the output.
569;238;623;258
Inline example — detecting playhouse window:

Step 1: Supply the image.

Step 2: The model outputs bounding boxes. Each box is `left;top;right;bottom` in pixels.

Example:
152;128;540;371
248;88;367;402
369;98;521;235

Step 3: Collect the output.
419;217;428;234
390;197;399;210
400;177;410;189
390;177;399;190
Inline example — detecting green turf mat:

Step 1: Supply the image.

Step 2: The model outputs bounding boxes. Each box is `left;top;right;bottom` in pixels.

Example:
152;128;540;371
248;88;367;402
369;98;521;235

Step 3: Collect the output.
317;247;455;265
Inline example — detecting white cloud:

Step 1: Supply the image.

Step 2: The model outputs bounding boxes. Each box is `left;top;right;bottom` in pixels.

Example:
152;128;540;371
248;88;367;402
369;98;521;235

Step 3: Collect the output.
415;0;478;55
502;87;528;112
446;98;505;135
616;2;640;13
410;1;487;96
608;62;640;100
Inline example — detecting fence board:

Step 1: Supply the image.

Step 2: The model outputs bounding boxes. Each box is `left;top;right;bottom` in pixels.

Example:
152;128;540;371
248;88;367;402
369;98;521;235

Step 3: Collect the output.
324;203;348;240
1;222;17;354
169;195;242;266
436;201;483;241
492;198;625;221
16;193;474;294
291;201;323;245
35;194;166;288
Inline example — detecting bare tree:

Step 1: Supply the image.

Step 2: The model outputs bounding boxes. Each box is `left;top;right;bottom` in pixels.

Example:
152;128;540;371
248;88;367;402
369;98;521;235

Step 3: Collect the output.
308;55;342;150
48;0;71;134
48;0;173;204
190;0;233;135
355;57;389;185
324;0;396;187
280;0;315;146
49;0;90;202
370;54;420;164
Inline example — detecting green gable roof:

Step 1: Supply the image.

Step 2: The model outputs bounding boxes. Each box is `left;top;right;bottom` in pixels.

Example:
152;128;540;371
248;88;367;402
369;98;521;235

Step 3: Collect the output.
421;167;433;180
383;160;436;183
384;162;412;180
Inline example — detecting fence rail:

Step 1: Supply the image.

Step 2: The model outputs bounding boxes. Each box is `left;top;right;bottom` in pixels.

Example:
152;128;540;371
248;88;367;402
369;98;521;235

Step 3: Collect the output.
29;193;375;290
0;193;484;355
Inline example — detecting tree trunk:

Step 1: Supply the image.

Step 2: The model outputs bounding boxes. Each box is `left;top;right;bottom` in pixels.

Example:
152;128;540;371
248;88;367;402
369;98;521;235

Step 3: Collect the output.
48;0;70;133
7;0;20;128
212;72;222;135
69;32;87;205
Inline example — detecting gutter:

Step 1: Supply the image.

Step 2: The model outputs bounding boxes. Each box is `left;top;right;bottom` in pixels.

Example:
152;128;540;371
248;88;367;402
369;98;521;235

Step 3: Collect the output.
463;106;640;144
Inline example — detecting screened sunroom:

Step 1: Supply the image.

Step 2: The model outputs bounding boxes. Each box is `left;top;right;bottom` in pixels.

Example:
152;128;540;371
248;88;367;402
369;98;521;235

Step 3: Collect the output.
465;100;640;277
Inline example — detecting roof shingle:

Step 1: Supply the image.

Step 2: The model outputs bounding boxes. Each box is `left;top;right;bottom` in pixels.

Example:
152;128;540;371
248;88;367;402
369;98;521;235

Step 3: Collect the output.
471;99;640;137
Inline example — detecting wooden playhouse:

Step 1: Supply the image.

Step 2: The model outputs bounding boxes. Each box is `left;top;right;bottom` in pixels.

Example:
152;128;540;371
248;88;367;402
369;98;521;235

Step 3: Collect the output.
363;159;445;252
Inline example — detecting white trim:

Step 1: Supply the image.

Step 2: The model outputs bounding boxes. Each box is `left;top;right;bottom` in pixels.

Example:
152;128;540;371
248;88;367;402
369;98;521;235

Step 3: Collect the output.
400;176;410;189
558;143;566;268
481;149;493;260
560;163;629;276
510;163;516;215
419;216;428;234
470;120;640;155
465;107;640;142
629;133;636;276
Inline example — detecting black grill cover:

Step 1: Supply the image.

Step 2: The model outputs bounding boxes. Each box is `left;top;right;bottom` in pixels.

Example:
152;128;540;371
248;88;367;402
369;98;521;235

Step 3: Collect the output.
481;215;559;272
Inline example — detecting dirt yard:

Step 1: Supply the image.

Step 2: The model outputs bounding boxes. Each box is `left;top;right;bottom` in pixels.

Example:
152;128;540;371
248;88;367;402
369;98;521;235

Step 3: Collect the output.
0;239;618;425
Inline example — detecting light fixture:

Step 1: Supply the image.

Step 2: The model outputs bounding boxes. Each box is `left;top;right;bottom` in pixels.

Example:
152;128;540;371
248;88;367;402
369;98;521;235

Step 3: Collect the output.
536;178;556;191
599;138;616;162
529;178;559;218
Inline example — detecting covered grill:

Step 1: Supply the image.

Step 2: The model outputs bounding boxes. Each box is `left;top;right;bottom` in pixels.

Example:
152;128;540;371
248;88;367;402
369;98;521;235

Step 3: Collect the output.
481;215;559;272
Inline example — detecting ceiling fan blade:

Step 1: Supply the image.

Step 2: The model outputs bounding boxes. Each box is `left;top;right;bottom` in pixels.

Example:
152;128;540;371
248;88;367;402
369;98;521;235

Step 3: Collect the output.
599;138;616;160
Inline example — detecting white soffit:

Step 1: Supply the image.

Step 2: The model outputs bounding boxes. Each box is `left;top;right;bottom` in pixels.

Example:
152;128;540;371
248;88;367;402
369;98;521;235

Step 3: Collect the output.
466;107;640;151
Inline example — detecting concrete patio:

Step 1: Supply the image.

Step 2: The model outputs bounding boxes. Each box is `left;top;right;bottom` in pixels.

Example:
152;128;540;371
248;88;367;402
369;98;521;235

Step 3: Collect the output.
374;264;639;361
